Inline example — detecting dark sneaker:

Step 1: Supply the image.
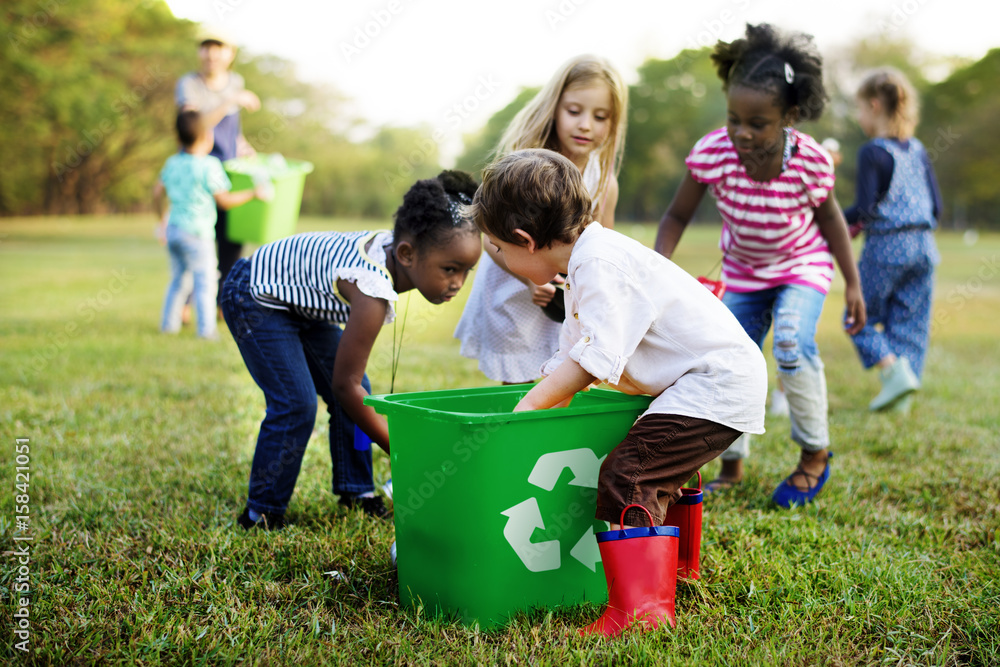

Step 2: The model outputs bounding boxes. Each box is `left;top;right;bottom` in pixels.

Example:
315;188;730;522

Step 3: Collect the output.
236;507;286;531
338;494;390;519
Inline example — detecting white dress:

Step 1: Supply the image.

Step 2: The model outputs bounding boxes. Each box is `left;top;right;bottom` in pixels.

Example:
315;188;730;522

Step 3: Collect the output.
454;154;602;382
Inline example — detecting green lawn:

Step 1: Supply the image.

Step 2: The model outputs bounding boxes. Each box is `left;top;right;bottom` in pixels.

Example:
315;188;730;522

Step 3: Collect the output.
1;215;998;665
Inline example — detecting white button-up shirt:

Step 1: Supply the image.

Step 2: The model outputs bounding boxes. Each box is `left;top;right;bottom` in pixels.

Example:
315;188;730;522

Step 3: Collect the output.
541;223;766;434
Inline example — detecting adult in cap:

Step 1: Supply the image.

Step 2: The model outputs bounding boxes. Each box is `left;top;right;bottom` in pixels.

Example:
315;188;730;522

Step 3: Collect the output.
176;26;261;312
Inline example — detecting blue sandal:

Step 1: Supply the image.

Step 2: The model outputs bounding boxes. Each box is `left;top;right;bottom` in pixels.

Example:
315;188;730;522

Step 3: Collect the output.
771;453;833;509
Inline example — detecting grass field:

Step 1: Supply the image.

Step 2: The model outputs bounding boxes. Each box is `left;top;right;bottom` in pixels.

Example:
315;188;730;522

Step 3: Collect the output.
1;215;998;665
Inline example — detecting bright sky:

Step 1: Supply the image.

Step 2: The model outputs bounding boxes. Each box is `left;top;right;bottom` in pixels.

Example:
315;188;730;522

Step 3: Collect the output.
165;0;999;164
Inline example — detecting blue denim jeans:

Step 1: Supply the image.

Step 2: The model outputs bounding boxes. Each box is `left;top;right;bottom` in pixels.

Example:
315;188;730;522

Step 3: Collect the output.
721;284;830;459
221;258;374;515
161;225;217;338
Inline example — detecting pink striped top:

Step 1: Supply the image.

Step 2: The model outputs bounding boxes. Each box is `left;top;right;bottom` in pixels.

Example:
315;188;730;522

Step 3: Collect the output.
686;127;836;294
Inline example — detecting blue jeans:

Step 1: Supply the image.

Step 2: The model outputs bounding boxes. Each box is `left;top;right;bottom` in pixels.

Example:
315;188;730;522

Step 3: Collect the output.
161;225;217;338
721;284;830;459
221;258;374;515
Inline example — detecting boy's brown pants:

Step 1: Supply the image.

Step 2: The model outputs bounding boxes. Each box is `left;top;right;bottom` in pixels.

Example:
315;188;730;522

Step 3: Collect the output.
595;413;741;527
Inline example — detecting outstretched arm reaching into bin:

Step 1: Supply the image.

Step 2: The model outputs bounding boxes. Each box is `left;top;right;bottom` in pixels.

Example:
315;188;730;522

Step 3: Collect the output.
331;279;392;453
514;358;596;412
214;184;271;210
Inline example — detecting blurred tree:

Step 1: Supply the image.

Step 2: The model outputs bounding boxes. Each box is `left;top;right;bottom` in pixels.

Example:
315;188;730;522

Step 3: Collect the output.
822;34;938;217
0;0;192;215
619;49;726;222
3;6;996;228
454;87;539;176
0;1;444;218
922;49;1000;228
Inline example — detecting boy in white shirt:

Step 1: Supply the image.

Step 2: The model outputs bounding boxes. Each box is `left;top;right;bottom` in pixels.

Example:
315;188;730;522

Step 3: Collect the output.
470;148;767;635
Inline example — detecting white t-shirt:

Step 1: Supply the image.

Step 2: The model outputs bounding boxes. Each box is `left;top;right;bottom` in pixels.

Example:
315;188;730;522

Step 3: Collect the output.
541;222;767;434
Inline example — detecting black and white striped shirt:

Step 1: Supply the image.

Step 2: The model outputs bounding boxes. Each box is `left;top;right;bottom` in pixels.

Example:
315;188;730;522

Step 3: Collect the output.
248;230;396;323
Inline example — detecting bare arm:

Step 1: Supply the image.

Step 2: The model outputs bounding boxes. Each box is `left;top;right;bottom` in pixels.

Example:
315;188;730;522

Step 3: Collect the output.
814;196;867;335
213;188;254;211
514;358;596;412
214;184;269;210
180;89;260;130
153;181;168;244
152;181;167;219
331;280;391;453
654;172;708;258
595;174;619;229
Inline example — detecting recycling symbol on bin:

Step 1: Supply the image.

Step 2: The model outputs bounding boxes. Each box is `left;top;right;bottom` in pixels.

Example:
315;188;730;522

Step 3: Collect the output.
500;448;608;573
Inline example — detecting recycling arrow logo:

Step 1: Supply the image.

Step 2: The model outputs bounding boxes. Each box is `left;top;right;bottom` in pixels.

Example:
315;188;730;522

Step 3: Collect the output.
500;448;607;573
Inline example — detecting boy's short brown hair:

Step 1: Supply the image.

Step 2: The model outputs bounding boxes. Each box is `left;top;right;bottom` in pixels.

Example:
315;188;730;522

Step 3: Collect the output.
469;149;592;248
175;110;205;148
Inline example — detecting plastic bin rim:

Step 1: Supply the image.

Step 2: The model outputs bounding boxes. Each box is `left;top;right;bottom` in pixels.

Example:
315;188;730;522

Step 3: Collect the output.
224;158;314;175
364;385;651;424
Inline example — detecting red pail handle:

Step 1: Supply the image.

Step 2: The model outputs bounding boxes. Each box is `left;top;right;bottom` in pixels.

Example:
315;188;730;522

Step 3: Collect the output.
619;503;655;528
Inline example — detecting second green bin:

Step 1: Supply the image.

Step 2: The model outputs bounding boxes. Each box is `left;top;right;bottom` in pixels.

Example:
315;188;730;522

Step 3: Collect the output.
224;155;313;245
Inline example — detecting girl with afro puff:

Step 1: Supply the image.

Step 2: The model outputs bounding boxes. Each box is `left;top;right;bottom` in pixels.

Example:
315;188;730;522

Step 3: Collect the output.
655;24;866;509
222;171;482;529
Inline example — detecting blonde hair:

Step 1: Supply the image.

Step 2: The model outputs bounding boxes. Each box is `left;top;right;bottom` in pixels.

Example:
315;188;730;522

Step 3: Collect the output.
496;54;628;212
856;67;920;139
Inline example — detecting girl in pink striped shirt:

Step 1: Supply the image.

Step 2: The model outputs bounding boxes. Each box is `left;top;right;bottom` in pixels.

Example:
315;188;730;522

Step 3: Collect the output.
655;23;866;509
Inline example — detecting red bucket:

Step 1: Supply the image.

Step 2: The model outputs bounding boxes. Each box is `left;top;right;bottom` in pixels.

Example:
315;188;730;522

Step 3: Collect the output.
696;276;727;300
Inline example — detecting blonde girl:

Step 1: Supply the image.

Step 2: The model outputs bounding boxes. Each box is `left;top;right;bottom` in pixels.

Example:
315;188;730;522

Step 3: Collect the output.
455;54;628;383
845;67;941;412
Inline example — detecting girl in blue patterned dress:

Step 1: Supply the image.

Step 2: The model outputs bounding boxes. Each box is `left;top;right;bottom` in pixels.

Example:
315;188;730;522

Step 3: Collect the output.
845;67;942;412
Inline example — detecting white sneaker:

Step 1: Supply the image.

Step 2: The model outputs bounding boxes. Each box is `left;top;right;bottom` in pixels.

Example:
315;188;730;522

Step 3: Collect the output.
769;388;790;418
381;478;393;501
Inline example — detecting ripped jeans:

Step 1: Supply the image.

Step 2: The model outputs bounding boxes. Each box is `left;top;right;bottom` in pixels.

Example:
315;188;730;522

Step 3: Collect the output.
721;284;829;460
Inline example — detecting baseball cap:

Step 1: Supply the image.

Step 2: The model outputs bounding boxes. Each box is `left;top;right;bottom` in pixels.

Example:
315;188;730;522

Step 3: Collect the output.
197;24;236;47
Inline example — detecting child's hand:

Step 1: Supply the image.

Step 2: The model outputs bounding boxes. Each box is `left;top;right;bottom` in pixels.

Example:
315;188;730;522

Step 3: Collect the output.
530;275;564;306
530;281;556;307
254;183;275;202
843;283;867;335
155;218;167;246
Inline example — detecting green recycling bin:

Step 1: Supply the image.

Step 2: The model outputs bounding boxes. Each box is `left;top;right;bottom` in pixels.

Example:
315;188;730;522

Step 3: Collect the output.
365;384;653;628
223;154;314;245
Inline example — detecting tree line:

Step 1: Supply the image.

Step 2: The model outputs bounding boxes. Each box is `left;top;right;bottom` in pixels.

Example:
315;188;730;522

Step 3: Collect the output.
2;1;997;227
